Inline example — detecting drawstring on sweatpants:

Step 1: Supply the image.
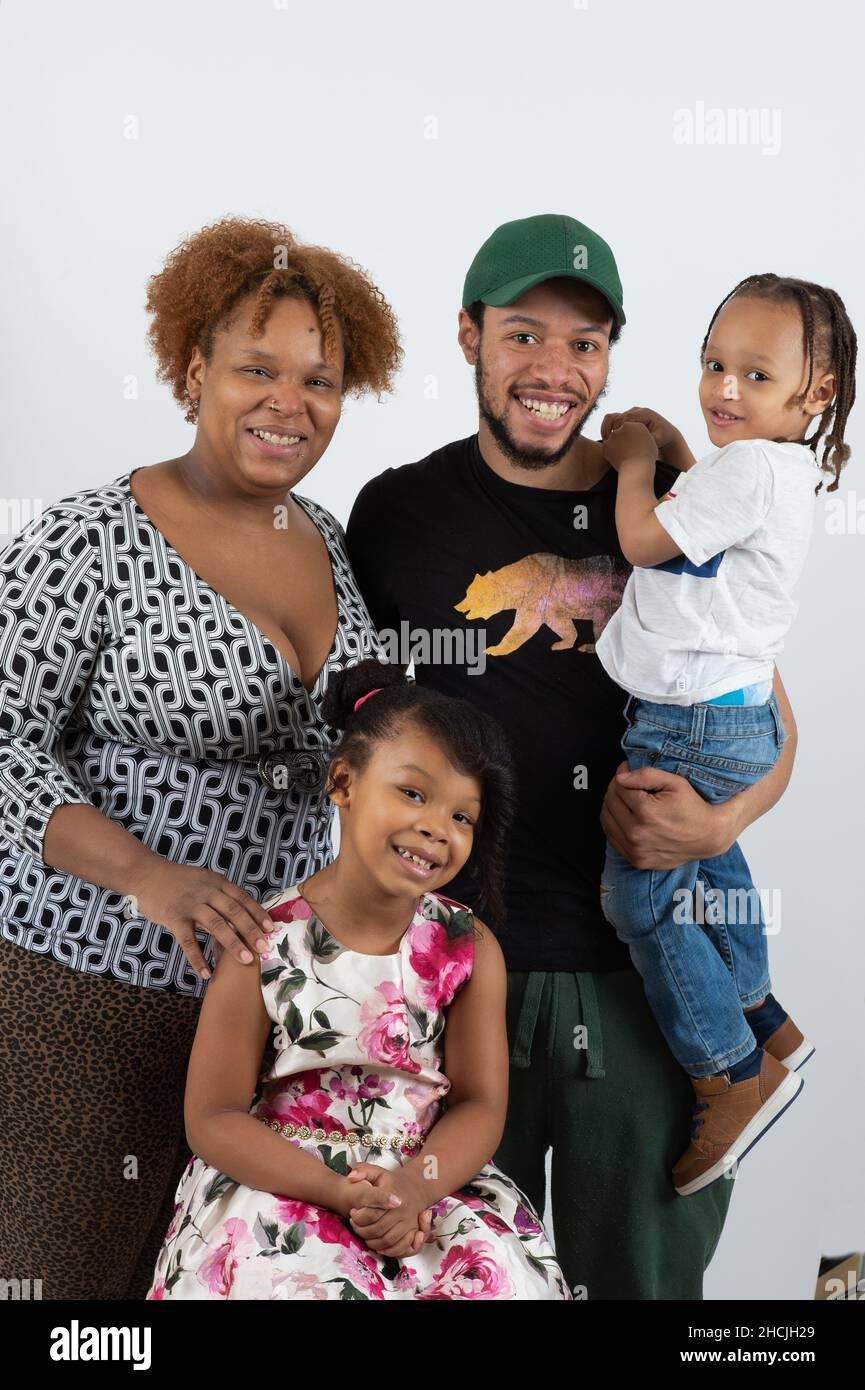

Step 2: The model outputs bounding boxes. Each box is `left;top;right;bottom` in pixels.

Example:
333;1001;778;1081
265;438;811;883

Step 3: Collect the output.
510;971;545;1067
574;972;605;1079
508;970;606;1078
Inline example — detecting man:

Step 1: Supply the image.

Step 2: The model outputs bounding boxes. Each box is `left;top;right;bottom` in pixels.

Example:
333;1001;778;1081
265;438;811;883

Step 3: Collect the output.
345;213;798;1298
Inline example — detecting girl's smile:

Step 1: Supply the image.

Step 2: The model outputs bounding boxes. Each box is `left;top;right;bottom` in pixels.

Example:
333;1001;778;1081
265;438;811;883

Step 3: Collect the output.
392;843;441;880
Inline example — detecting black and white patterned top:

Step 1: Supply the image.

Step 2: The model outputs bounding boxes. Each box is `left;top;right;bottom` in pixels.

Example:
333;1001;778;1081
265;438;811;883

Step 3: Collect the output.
0;468;384;996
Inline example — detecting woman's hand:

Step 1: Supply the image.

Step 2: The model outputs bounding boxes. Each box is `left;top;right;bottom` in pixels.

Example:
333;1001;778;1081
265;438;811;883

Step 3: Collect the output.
126;859;277;979
344;1162;433;1257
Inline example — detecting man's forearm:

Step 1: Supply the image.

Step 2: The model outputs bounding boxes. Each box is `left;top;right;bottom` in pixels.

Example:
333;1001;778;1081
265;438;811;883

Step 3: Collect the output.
714;669;798;850
719;730;796;849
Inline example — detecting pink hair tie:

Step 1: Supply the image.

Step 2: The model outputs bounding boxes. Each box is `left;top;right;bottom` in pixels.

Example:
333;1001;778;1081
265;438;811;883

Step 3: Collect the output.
353;687;384;713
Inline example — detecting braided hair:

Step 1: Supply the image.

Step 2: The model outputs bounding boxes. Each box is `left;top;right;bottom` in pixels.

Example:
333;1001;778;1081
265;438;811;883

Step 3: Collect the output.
320;659;516;927
700;273;857;494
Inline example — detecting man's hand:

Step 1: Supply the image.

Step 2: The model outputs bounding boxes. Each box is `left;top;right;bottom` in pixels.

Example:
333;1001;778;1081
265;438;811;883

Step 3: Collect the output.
600;761;736;869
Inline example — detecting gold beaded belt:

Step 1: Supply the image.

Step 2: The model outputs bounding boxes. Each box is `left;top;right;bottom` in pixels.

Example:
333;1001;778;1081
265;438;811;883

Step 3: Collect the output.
256;1114;425;1154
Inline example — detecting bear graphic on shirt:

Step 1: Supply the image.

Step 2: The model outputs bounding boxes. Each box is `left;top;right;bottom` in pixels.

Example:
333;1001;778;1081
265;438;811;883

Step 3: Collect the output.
454;553;628;657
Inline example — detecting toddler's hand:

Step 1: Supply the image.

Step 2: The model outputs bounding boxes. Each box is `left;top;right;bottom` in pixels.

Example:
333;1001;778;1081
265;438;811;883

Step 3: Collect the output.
602;406;679;451
601;419;657;469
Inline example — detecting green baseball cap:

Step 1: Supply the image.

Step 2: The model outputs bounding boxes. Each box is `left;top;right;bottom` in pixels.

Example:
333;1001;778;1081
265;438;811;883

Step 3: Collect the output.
462;212;625;327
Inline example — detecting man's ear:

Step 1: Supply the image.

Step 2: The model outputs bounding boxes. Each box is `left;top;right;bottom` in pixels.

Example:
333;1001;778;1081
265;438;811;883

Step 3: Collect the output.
457;308;481;366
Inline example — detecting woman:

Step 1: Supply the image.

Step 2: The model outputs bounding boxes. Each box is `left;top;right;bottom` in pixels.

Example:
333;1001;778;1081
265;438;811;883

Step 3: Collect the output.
0;215;402;1299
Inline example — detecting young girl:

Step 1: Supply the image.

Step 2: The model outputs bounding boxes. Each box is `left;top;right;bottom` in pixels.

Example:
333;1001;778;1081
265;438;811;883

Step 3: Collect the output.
146;658;571;1300
594;273;856;1197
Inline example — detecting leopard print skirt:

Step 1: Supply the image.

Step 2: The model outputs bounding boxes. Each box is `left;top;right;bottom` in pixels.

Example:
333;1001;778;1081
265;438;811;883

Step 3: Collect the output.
0;936;202;1300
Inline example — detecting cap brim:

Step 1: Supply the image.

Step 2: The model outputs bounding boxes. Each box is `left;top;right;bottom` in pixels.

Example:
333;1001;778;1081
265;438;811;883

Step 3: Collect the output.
481;269;626;326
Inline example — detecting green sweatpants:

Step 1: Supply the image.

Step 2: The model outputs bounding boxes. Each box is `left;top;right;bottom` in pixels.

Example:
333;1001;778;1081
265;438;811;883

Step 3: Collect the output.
493;968;734;1300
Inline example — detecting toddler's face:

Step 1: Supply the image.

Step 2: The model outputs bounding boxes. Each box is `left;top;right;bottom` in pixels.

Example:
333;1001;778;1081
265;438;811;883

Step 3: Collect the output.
339;722;483;899
698;295;834;448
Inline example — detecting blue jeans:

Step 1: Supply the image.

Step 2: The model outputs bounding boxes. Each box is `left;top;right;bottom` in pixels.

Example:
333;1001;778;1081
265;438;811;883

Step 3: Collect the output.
599;691;787;1078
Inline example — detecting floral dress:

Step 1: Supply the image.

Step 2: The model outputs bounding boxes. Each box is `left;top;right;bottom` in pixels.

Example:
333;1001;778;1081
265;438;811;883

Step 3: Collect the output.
146;884;571;1301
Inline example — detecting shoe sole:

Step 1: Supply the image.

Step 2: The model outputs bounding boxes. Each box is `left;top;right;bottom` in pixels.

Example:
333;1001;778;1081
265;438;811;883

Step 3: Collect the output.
779;1039;815;1071
675;1069;804;1196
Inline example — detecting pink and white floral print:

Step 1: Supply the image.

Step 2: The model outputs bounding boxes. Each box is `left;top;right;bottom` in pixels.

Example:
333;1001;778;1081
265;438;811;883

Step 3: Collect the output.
146;885;571;1301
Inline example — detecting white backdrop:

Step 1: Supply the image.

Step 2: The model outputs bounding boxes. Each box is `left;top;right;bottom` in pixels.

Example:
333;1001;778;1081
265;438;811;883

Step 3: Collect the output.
1;0;862;1300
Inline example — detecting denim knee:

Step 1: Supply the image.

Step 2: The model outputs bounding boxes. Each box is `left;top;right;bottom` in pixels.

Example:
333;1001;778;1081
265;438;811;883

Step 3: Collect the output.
598;873;651;944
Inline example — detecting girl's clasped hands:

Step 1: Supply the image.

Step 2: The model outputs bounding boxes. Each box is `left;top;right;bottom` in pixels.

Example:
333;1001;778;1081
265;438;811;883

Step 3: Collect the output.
342;1162;434;1257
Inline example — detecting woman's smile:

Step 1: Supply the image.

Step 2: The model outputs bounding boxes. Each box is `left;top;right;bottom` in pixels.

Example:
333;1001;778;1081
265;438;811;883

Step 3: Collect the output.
245;425;308;462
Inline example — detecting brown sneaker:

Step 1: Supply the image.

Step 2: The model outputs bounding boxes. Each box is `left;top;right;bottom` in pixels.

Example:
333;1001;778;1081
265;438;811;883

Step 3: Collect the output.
673;1050;803;1196
760;1015;815;1071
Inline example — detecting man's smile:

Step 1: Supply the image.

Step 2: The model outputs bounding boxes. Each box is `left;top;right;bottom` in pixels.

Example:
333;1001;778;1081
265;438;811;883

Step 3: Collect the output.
513;391;583;432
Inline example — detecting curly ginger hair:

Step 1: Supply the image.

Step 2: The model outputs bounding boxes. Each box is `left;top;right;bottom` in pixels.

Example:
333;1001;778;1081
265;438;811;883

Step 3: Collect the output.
144;216;403;424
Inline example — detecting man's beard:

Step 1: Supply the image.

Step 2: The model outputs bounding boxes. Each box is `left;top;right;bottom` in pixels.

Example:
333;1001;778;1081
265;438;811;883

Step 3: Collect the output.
474;354;605;471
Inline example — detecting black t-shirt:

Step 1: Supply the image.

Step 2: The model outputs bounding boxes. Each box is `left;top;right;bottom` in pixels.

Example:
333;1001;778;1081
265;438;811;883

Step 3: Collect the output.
345;433;680;973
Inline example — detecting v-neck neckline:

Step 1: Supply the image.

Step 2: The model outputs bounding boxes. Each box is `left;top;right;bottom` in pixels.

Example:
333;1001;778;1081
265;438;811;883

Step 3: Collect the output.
294;883;424;959
123;468;341;700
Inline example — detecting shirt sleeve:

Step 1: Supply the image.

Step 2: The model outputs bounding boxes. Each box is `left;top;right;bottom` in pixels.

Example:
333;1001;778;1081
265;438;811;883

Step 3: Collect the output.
652;443;775;566
345;473;401;634
0;508;104;864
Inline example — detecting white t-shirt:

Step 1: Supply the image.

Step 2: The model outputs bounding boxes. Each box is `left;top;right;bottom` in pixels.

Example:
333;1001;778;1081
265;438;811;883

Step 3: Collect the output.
595;438;822;705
